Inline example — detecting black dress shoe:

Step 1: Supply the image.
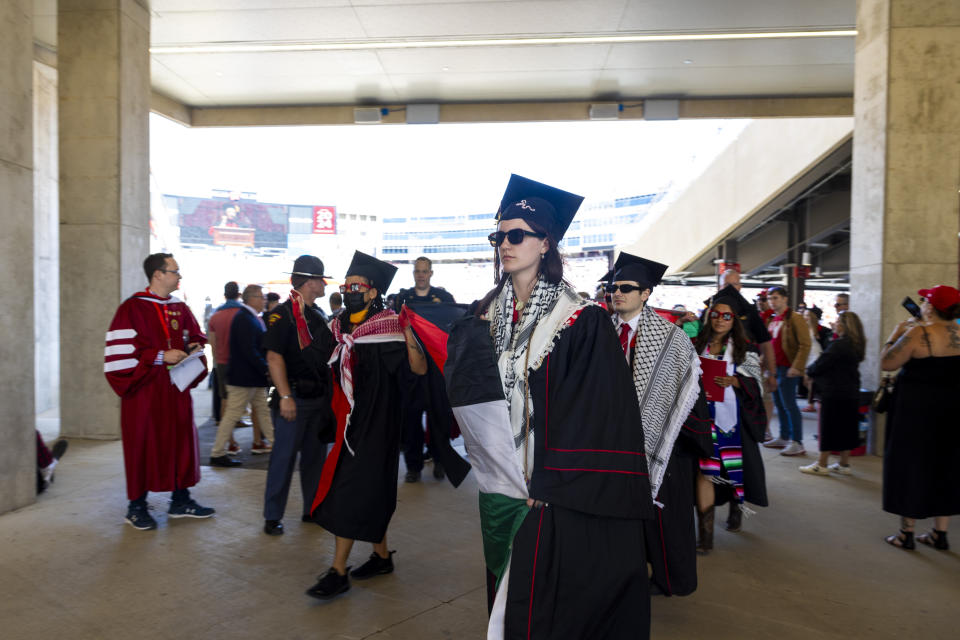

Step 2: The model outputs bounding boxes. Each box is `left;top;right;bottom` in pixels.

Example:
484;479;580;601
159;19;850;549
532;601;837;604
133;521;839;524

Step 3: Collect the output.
210;455;242;467
264;520;284;536
404;470;421;483
350;551;395;580
432;463;445;480
306;568;351;600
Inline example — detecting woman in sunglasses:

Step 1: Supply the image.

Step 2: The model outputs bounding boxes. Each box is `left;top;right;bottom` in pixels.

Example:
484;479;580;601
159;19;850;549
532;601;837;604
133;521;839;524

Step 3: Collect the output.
444;175;655;639
693;297;769;551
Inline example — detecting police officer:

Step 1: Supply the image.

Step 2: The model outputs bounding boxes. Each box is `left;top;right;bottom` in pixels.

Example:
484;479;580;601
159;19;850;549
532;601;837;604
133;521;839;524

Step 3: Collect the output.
393;256;455;309
261;255;336;535
393;257;455;482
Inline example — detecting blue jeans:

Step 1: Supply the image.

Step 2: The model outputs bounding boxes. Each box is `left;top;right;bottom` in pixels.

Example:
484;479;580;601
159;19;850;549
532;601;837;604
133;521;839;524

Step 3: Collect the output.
773;365;803;443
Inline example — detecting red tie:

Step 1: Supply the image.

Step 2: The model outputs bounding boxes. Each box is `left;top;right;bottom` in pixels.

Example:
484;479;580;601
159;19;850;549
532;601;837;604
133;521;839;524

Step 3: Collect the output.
619;323;630;355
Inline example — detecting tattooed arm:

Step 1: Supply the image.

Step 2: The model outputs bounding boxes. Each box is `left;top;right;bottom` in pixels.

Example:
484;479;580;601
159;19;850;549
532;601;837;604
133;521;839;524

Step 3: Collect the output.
945;322;960;351
881;323;917;371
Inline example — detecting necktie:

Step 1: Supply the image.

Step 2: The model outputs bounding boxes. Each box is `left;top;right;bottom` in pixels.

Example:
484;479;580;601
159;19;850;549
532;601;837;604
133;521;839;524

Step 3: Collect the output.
619;323;630;355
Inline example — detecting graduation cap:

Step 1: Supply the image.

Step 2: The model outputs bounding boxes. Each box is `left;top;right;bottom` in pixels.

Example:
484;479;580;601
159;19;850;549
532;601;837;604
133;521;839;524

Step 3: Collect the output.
345;251;398;293
613;252;668;288
496;174;585;240
599;269;613;283
706;284;749;314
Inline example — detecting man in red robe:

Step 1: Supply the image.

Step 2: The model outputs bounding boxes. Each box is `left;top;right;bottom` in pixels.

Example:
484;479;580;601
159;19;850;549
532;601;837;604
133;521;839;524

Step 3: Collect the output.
104;253;214;530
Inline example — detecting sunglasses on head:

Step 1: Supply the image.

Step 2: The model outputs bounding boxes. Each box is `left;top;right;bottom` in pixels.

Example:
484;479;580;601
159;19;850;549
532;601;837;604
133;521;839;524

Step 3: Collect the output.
604;283;643;294
488;229;546;247
709;310;734;321
339;282;371;294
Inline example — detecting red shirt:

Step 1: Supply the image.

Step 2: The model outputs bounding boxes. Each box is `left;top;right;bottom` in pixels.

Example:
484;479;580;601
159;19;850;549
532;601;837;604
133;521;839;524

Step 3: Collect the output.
768;311;791;368
208;307;240;364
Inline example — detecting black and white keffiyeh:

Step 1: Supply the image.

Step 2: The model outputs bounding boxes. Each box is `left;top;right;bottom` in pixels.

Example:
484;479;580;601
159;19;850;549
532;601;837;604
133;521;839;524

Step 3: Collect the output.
488;276;586;475
629;305;702;503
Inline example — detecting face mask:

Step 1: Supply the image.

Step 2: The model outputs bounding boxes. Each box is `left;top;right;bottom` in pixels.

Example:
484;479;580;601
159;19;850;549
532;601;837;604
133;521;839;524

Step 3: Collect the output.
343;292;367;313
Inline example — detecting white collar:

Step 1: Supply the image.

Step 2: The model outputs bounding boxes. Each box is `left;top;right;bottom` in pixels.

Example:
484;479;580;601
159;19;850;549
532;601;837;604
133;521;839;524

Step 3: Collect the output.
616;312;641;333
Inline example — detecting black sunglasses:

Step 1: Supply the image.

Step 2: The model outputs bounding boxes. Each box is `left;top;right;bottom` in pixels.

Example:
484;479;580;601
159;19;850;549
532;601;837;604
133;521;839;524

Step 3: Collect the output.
709;310;734;321
488;229;546;247
604;283;643;294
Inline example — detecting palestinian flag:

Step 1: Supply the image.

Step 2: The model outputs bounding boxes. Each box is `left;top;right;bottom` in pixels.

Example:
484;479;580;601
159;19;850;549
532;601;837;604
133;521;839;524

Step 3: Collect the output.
399;302;473;487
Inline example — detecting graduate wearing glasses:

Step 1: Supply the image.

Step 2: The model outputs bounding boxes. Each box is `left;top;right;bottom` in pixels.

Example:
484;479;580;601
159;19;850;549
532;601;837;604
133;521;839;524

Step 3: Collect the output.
303;251;430;600
608;252;712;597
693;295;769;551
446;176;654;639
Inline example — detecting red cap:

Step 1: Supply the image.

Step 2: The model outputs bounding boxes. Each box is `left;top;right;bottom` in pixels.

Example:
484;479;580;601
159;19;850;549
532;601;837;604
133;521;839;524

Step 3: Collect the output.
918;285;960;312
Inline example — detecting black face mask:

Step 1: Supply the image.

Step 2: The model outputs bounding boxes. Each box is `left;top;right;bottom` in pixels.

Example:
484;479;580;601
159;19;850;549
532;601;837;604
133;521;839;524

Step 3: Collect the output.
343;292;367;313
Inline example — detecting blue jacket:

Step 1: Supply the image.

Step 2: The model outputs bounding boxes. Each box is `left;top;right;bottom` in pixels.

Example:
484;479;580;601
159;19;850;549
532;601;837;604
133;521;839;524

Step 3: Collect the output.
227;306;268;387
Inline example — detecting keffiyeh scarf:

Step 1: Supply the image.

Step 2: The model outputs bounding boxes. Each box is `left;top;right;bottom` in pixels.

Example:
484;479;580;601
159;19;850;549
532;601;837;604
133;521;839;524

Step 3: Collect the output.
328;308;405;454
630;305;702;503
488;276;587;478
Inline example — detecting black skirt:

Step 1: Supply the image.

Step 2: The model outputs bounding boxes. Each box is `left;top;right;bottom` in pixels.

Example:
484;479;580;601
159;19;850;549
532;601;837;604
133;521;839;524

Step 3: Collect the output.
818;394;861;451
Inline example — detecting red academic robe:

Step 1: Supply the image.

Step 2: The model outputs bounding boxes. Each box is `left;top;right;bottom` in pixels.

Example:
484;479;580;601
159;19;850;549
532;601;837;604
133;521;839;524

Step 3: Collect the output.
104;289;208;500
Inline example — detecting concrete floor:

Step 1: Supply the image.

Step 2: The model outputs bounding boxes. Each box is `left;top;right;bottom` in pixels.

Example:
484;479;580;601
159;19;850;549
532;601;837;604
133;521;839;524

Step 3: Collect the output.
10;403;959;639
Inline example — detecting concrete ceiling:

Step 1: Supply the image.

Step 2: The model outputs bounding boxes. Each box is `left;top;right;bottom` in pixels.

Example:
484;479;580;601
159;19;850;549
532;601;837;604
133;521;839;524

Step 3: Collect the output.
34;0;857;109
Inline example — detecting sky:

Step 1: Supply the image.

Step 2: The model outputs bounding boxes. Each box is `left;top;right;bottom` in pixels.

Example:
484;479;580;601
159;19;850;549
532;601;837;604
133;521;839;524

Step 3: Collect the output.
149;114;747;217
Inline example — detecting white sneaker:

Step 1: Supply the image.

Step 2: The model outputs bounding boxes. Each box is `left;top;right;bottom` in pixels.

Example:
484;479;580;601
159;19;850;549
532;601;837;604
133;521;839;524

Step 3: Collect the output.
799;462;831;475
780;441;806;456
763;438;789;449
828;462;852;475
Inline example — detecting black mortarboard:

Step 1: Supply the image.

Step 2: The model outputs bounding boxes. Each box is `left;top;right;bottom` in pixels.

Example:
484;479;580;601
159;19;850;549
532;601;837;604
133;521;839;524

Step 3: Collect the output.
706;284;749;314
613;252;668;287
289;255;327;278
599;269;613;283
496;174;584;240
345;251;398;292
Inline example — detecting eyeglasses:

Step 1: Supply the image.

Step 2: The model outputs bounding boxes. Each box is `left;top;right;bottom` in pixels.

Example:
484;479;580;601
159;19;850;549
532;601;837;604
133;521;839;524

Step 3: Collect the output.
339;282;371;294
488;229;546;247
604;283;643;294
161;269;181;275
709;311;734;321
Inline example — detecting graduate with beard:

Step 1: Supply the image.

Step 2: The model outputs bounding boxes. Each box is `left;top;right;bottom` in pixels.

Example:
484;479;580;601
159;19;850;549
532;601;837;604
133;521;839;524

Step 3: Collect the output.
606;252;712;596
444;175;654;640
303;251;428;600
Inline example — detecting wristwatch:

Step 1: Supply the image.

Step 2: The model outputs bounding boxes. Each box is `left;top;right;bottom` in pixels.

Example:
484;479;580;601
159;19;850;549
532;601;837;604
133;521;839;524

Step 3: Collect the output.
280;394;292;400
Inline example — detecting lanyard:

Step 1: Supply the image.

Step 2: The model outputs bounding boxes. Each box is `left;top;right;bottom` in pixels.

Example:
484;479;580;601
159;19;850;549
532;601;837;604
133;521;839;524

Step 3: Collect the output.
147;288;173;349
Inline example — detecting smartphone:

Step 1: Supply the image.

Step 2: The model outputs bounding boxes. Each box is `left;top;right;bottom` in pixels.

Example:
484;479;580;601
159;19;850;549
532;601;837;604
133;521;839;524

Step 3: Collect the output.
902;296;922;319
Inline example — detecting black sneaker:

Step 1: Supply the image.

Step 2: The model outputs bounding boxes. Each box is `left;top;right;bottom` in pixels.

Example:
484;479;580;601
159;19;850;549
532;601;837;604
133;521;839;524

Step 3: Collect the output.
350;551;395;580
168;499;215;518
306;568;351;600
432;463;445;480
210;455;242;467
51;439;68;461
264;520;284;535
404;470;421;483
125;504;158;531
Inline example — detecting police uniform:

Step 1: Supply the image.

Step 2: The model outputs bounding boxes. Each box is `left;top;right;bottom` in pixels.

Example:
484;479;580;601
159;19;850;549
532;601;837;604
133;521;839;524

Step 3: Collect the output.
394;286;456;478
393;285;455;311
262;298;335;524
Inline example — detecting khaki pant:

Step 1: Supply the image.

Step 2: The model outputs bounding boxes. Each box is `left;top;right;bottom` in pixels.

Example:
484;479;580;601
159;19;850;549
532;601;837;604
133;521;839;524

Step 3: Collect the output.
211;385;274;458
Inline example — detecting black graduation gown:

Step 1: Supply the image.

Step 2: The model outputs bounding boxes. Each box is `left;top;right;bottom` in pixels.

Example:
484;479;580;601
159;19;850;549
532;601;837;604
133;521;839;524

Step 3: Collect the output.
643;384;713;597
493;305;654;640
310;339;414;542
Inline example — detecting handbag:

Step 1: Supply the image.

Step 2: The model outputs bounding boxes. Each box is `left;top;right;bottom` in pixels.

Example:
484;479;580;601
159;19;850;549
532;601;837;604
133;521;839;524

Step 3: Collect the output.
872;374;896;413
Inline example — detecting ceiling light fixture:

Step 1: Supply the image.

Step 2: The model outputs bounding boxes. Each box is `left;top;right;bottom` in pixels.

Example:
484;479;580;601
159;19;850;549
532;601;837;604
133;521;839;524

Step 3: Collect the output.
150;28;857;55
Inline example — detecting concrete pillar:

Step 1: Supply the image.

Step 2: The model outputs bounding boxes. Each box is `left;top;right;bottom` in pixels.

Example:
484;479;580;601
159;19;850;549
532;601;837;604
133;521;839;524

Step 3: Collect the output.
0;0;37;513
59;0;151;438
850;0;960;447
34;60;60;415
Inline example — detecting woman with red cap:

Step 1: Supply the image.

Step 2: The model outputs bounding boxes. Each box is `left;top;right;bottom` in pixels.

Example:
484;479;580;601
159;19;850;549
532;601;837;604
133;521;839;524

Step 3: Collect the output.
880;285;960;551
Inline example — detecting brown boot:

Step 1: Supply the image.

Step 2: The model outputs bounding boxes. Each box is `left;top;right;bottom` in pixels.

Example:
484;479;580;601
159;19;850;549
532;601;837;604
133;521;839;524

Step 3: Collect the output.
696;506;715;553
726;501;742;532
